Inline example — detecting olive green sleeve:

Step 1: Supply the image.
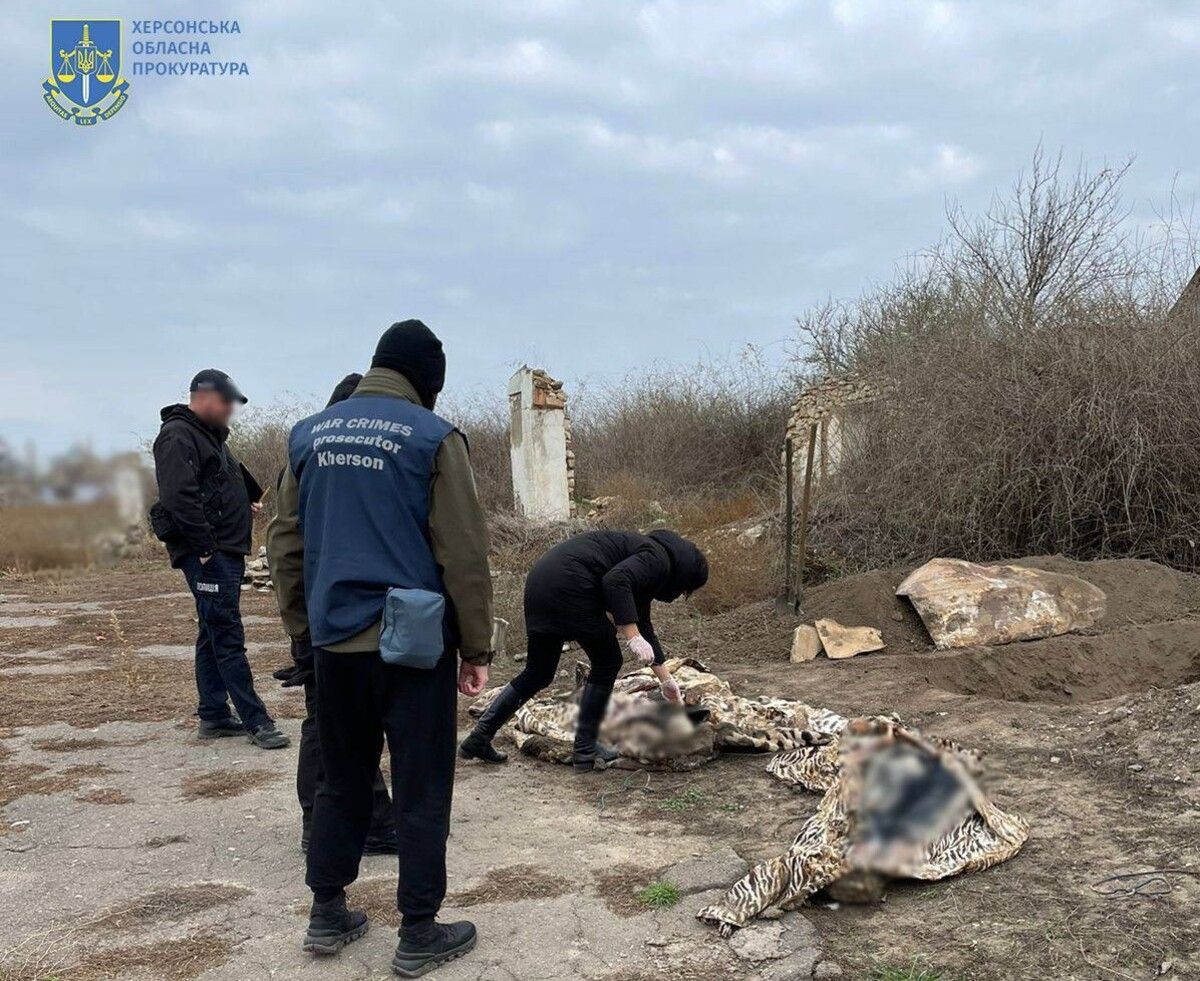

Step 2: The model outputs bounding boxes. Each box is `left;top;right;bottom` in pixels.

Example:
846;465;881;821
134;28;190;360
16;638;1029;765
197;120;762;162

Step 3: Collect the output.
430;431;494;664
265;464;310;640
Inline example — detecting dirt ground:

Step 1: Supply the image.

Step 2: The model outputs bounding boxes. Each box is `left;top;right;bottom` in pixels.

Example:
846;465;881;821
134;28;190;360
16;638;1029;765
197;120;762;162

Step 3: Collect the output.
2;555;1199;980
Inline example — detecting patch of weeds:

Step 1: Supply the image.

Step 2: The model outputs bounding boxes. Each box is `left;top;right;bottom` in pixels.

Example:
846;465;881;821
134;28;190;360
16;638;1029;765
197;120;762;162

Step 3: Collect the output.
450;864;571;907
636;881;681;909
718;801;744;813
594;863;667;918
180;769;277;801
659;788;705;812
872;964;954;981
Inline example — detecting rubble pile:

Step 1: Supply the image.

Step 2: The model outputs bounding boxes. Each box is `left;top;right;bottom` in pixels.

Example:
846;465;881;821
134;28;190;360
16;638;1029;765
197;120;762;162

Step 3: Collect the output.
243;546;273;592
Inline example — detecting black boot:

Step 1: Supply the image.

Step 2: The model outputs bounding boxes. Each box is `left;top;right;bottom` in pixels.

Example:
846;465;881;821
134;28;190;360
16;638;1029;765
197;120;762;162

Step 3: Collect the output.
573;683;620;773
302;892;368;955
459;684;524;764
392;920;477;977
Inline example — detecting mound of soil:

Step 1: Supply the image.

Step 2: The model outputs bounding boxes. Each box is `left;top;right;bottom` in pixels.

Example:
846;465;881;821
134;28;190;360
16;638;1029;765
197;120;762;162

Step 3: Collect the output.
682;555;1200;706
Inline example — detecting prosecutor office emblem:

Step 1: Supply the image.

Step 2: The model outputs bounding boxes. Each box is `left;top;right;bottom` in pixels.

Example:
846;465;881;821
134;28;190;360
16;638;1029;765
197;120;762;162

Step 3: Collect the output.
44;20;129;125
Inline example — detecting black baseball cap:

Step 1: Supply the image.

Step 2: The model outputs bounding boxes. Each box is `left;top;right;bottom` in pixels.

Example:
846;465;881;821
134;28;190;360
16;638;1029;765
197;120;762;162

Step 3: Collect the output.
190;369;248;404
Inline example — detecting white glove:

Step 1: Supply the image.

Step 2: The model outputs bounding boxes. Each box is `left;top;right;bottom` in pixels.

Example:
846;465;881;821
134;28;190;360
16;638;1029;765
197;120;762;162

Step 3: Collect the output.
626;634;655;666
660;677;682;703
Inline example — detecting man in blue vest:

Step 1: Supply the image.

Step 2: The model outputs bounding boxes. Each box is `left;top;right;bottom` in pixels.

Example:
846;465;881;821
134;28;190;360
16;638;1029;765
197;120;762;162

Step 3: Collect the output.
267;321;494;978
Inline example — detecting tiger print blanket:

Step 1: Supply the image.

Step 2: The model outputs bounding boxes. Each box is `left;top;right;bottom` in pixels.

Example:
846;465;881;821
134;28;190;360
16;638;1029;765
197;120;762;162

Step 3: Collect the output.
471;657;1028;930
696;718;1030;935
469;657;848;770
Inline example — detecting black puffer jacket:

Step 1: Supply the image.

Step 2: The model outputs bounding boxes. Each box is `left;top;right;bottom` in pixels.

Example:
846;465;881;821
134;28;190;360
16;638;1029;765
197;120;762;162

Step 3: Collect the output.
523;529;708;662
152;405;263;567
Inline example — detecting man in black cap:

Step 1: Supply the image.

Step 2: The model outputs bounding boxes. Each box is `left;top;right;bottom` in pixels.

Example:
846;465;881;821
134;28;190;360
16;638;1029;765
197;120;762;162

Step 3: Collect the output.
267;322;494;976
151;369;289;750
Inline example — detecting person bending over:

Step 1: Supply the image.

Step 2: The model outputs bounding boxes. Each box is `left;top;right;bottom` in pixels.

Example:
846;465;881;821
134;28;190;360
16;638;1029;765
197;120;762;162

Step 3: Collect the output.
460;529;707;773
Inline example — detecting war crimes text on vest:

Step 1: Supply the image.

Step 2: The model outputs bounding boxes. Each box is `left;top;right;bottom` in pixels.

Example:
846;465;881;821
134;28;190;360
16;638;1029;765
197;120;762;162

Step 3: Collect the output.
309;416;415;468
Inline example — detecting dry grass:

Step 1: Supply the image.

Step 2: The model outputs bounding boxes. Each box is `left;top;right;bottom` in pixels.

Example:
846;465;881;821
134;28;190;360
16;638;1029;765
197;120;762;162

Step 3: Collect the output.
90;884;250;930
0;501;115;572
449;864;572;907
32;737;129;753
180;768;277;801
344;877;402;927
0;763;83;808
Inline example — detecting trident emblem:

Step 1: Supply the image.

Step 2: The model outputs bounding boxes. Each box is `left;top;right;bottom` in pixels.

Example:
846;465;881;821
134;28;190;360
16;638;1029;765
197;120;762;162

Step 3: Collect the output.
56;23;115;106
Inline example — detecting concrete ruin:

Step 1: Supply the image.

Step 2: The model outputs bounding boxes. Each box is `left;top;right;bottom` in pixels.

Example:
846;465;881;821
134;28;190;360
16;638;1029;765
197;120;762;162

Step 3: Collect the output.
508;366;575;522
784;375;880;487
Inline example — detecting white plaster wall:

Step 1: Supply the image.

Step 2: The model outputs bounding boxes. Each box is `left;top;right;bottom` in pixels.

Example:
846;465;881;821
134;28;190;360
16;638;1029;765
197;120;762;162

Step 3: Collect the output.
508;368;571;521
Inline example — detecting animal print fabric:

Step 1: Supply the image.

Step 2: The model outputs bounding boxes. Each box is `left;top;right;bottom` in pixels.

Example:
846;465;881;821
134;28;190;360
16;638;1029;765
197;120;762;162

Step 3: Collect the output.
696;720;1030;935
468;657;849;770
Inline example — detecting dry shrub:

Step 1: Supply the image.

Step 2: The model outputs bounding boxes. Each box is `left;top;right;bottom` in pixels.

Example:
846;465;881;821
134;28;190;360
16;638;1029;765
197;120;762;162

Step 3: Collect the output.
225;396;316;530
571;352;793;502
798;150;1200;574
441;392;513;512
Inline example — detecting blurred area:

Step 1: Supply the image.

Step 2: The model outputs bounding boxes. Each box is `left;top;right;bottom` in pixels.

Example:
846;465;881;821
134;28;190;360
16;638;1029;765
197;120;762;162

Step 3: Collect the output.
0;437;154;571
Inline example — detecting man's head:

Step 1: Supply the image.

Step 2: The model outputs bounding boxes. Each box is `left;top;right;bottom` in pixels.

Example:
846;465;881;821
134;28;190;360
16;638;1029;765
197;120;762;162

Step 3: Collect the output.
188;369;247;428
370;320;446;409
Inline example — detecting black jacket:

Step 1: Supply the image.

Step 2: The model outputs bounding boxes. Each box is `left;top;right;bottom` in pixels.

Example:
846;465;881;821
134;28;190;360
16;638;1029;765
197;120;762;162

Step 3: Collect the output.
152;405;263;567
523;530;708;662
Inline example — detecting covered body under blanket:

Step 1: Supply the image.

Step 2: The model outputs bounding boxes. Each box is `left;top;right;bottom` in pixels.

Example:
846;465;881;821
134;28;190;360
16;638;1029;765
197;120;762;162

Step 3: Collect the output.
469;656;1029;930
468;656;847;770
697;719;1030;934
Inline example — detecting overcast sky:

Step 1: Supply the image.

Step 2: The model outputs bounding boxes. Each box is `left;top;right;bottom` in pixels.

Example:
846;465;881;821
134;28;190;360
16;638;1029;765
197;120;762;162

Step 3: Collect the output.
2;0;1197;457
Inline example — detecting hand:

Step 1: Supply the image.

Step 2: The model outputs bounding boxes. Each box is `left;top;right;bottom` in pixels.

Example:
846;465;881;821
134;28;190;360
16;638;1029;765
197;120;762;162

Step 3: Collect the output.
250;501;264;515
626;634;655;667
458;660;489;697
660;677;683;703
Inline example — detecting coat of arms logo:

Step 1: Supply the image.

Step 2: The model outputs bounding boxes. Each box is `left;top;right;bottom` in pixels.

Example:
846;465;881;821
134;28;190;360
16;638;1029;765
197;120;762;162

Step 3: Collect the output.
44;20;129;125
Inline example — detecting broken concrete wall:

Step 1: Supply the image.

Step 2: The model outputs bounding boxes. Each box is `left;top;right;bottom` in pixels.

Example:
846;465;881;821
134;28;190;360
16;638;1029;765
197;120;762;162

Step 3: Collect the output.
508;366;575;522
784;375;879;488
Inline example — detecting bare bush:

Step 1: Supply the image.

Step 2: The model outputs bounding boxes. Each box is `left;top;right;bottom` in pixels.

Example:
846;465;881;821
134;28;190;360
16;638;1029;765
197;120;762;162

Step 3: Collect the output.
572;350;794;503
796;151;1200;573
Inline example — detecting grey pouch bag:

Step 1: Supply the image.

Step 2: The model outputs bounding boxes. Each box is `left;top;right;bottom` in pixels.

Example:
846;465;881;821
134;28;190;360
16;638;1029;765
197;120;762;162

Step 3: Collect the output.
379;587;445;669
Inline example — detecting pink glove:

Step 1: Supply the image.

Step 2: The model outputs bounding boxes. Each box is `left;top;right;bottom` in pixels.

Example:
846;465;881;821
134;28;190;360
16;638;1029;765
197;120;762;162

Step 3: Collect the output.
660;677;682;703
626;635;655;666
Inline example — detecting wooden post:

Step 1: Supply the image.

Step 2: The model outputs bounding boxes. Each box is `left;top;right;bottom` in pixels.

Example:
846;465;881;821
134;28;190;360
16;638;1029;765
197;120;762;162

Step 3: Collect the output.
781;436;794;608
795;422;818;607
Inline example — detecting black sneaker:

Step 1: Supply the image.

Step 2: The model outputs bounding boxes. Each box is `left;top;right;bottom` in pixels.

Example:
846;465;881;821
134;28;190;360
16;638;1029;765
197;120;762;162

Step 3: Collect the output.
198;718;245;740
392;920;477;977
302;893;368;955
363;830;401;856
248;723;290;750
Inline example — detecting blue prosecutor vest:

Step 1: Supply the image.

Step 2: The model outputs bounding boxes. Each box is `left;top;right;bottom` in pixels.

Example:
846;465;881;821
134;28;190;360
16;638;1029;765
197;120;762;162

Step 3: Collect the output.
288;394;455;647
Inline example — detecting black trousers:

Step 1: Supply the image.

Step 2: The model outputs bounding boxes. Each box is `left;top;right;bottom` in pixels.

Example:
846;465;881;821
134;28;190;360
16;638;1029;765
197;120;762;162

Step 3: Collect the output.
305;647;457;925
298;679;395;838
510;630;624;701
